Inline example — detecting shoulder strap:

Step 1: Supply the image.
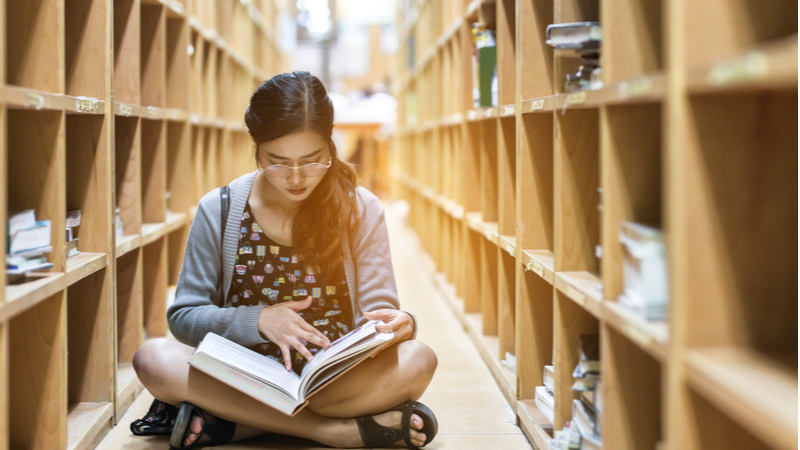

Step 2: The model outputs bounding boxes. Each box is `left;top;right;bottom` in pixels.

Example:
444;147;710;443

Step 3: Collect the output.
220;185;230;239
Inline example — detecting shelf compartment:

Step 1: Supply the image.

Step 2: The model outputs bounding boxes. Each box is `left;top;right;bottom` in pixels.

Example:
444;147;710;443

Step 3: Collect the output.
496;0;516;106
140;3;166;108
166;121;192;213
603;300;668;363
682;383;784;450
554;108;600;275
602;323;662;449
498;248;516;359
464;312;517;410
66;253;108;286
141;119;166;223
115;362;143;419
498;116;515;237
552;0;599;94
553;288;600;429
600;103;662;303
479;119;498;223
462;228;483;314
522;249;555;284
8;110;66;270
479;239;499;336
6;0;63;93
66;402;114;450
517;400;554;450
167;226;189;287
519;111;554;256
519;0;554;100
9;292;67;449
66;269;113;447
115;233;141;258
684;0;797;69
516;269;553;400
687;35;798;94
166;16;189;110
114;0;141;104
65;0;109;98
115;116;142;236
142;237;168;338
555;271;603;319
116;249;143;366
685;347;797;450
678;92;797;350
601;0;663;84
3;273;66;322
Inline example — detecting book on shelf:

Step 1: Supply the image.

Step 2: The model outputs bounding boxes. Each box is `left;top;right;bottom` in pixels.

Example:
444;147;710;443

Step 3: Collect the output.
66;209;81;258
576;334;600;374
9;209;36;237
572;398;601;442
550;421;581;450
619;221;668;320
189;320;394;416
9;220;51;255
534;385;555;424
67;238;80;258
501;351;516;372
543;364;555;393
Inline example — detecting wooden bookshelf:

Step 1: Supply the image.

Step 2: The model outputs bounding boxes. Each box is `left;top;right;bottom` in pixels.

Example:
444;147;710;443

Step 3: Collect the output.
0;1;288;448
391;0;797;449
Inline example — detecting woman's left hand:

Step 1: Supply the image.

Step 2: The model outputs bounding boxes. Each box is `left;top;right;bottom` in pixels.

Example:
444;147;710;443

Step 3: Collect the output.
363;309;415;342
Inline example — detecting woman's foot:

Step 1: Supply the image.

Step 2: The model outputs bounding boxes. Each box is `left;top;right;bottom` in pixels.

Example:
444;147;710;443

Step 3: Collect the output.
181;411;263;448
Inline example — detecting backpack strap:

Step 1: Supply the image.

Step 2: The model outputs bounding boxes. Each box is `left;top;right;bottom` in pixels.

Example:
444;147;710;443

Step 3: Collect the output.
220;185;230;240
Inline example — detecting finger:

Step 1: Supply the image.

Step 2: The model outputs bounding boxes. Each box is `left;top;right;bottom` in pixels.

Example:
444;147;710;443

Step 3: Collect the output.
290;338;314;362
363;309;394;322
299;320;331;347
285;296;313;312
278;343;292;371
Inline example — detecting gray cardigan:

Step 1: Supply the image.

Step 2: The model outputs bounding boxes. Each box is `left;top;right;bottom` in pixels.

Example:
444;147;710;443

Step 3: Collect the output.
167;170;400;348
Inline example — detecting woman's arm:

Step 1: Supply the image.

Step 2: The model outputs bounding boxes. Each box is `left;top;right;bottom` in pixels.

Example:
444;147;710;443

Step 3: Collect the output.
167;192;268;348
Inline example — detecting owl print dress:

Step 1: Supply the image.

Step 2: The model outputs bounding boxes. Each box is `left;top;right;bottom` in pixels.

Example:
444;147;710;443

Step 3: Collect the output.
225;201;353;375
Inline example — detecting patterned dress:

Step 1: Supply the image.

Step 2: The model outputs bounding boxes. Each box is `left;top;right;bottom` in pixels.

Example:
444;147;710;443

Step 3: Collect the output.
225;201;353;375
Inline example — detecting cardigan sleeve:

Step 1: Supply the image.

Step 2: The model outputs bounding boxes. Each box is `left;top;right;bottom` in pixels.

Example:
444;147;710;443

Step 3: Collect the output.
351;189;401;319
167;191;269;348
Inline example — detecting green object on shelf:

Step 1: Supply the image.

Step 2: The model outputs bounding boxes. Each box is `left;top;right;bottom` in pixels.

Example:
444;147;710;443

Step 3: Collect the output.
478;46;496;108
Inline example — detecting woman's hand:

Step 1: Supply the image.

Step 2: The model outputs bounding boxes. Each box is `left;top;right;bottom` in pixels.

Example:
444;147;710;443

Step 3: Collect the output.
257;296;331;371
363;309;415;342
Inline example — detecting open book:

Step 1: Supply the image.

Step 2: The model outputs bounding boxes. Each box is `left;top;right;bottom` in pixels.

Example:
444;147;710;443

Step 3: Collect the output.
189;320;394;416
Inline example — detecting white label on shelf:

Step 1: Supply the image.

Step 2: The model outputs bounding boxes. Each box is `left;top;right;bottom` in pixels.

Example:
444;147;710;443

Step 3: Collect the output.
188;43;195;56
467;110;478;121
119;104;133;116
147;106;160;117
623;323;652;348
526;260;544;277
76;96;98;113
485;108;496;117
567;91;586;105
708;52;769;86
503;105;515;116
567;284;586;306
618;78;653;100
26;92;44;109
530;99;545;111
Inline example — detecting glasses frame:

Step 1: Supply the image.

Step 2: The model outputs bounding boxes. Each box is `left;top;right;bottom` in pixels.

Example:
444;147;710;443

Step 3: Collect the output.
260;156;333;179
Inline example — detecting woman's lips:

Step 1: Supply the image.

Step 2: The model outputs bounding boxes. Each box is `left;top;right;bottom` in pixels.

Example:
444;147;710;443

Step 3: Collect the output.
287;187;307;196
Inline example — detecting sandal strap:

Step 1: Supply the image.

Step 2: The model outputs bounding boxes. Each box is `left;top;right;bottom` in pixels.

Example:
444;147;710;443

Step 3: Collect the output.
197;410;236;445
356;415;405;448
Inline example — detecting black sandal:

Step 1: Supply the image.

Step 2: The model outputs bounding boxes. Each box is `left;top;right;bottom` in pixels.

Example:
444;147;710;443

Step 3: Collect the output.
169;402;236;449
130;399;179;436
356;400;438;449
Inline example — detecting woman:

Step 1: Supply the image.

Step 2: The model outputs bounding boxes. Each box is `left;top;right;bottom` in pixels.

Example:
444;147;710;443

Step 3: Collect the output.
132;71;438;449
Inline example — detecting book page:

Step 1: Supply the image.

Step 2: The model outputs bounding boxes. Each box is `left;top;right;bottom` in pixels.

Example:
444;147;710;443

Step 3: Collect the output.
198;333;302;398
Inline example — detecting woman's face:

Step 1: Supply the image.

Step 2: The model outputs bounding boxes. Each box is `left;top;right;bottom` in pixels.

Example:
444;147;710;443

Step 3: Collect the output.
256;129;331;203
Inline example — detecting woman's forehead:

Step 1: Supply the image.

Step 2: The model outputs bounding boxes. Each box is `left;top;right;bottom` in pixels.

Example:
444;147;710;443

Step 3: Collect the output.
258;129;327;158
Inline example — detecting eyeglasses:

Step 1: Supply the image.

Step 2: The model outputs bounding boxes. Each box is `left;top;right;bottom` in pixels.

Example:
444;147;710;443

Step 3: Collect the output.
261;157;332;179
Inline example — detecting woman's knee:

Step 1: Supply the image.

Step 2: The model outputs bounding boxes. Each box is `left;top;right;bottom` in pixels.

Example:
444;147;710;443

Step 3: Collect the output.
132;338;186;392
400;340;438;383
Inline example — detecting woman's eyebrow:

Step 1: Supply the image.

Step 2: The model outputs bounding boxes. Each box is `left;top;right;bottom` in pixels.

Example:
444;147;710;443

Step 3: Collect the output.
266;148;323;160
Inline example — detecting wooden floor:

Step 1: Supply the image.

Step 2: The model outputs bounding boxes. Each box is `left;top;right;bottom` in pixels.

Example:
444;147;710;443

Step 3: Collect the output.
95;200;532;450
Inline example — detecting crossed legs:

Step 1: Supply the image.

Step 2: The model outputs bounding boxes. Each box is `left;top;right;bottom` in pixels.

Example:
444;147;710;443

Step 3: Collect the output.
133;338;438;448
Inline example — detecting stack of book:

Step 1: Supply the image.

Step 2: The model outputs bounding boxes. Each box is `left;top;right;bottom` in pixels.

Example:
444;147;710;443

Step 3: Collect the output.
535;365;555;423
7;210;53;281
546;22;602;92
618;221;668;320
66;209;81;258
550;335;603;450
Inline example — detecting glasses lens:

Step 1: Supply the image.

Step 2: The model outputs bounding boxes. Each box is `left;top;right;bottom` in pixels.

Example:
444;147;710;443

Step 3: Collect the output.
263;165;291;178
302;163;328;177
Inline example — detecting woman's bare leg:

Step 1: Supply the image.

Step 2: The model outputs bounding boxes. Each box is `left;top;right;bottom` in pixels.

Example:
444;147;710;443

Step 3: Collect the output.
133;338;437;448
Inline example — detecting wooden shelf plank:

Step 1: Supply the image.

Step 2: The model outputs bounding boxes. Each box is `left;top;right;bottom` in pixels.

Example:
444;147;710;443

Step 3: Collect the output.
67;402;114;450
465;212;483;233
466;107;499;122
2;85;65;111
66;253;108;286
553;73;666;110
554;271;603;319
688;35;798;93
113;102;165;119
64;96;106;115
116;234;142;259
521;96;558;114
116;363;144;420
603;300;669;363
2;273;66;321
686;347;798;450
141;222;167;246
164;211;188;235
517;400;554;450
499;104;516;117
521;250;555;285
482;221;499;246
499;234;516;256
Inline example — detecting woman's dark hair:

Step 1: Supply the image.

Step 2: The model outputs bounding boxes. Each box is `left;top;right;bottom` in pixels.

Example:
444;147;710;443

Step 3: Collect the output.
245;71;360;281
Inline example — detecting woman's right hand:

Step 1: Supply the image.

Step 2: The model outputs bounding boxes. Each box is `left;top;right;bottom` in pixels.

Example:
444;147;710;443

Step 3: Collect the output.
257;296;331;371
